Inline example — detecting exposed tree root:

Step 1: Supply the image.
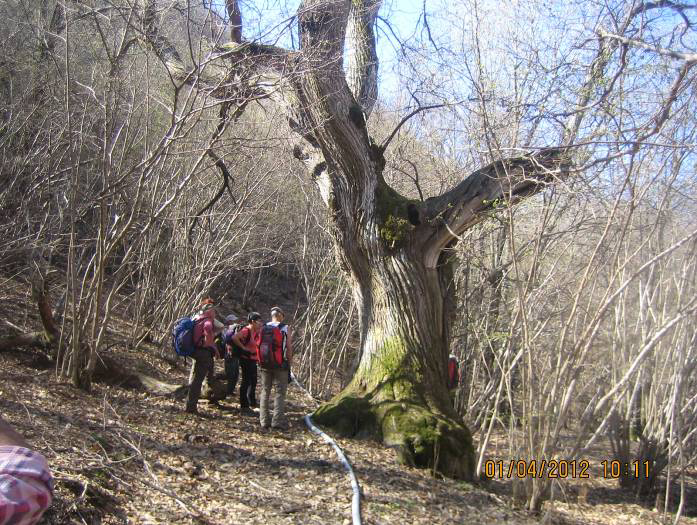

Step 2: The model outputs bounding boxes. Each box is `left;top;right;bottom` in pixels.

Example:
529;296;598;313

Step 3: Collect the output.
313;390;475;480
90;355;188;396
0;330;53;352
1;337;188;397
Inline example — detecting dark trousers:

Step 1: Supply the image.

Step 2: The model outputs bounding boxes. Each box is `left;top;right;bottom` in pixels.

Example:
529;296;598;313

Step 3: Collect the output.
239;358;257;408
187;347;214;411
224;356;240;396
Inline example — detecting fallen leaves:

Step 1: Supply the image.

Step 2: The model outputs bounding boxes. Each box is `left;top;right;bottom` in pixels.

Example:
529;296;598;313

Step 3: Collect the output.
2;344;695;525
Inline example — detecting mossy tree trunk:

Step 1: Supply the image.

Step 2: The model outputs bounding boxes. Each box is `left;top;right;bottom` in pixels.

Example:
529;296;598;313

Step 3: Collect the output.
142;0;570;480
312;237;477;477
306;149;566;480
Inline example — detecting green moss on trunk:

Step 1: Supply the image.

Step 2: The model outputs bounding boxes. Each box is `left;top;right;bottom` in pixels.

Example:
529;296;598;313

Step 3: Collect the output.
379;402;474;479
374;178;419;248
312;394;378;438
313;387;475;480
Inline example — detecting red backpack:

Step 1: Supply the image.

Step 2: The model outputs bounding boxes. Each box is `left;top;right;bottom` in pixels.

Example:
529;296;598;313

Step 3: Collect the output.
447;356;460;390
258;322;287;369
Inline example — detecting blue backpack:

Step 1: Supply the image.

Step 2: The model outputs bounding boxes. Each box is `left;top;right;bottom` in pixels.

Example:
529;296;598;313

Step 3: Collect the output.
172;317;202;357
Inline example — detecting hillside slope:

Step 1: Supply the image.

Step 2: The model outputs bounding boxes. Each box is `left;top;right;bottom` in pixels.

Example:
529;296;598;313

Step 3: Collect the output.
1;279;694;525
2;345;539;525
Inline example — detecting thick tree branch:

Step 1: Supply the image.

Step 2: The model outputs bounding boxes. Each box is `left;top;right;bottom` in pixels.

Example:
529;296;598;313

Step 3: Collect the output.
420;148;571;268
298;0;351;66
292;1;378;193
346;0;382;117
226;0;242;43
628;1;696;21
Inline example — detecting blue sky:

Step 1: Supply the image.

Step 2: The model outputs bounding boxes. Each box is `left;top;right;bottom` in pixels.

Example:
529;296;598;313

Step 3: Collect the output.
218;1;697;173
225;0;424;101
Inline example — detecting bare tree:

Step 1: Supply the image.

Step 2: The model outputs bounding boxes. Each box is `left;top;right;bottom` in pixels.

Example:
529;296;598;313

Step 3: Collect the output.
135;0;570;478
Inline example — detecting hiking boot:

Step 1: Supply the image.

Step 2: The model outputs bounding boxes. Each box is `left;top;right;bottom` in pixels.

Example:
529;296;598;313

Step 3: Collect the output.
185;406;199;415
186;409;210;419
240;407;256;416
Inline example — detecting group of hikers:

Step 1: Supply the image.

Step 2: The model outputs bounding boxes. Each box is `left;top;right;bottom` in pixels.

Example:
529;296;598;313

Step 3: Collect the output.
174;299;292;430
174;297;462;428
0;298;465;525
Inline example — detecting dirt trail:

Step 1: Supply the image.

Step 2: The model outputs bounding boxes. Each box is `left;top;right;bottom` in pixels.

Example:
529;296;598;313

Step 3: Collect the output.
1;346;543;525
2;342;694;525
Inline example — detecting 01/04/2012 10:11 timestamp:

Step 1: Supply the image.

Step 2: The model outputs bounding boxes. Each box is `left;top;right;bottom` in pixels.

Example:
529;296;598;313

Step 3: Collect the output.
484;459;651;479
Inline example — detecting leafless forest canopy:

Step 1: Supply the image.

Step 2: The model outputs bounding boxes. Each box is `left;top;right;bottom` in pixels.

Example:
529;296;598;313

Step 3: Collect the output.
0;0;695;516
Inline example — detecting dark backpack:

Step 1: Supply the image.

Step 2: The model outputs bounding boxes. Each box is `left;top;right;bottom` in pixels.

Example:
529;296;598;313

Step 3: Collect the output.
220;323;243;358
258;322;287;369
172;317;202;357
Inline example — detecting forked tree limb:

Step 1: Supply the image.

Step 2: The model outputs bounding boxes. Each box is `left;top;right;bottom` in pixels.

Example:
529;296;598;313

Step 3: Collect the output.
419;148;571;268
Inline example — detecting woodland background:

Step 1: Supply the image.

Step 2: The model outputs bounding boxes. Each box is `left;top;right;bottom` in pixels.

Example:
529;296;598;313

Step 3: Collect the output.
0;0;695;523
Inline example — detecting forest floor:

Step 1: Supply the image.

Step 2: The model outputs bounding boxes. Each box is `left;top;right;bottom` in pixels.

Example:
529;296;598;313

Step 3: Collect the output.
1;284;695;524
2;344;695;525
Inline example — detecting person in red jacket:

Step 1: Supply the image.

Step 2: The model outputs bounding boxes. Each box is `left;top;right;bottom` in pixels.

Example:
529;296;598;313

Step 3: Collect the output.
231;312;262;415
186;298;220;414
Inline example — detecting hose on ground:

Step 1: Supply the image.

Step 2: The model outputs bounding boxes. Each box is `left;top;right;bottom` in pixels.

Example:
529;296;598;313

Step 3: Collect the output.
304;414;362;525
290;372;362;525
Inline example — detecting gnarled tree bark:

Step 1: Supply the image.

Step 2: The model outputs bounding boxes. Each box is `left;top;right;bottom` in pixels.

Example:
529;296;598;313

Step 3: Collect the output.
140;0;570;479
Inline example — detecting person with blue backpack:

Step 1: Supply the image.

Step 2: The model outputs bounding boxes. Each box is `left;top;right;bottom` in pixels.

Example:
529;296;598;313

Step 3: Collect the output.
183;298;219;415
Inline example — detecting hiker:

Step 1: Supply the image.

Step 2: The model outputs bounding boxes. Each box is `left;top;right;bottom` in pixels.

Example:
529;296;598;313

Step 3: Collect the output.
231;312;262;414
258;307;293;430
220;314;241;397
185;298;222;414
447;354;460;391
0;415;53;525
447;354;460;408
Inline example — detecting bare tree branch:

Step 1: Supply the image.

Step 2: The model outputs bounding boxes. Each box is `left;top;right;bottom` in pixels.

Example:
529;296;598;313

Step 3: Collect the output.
597;28;697;63
380;103;446;151
420;149;571;268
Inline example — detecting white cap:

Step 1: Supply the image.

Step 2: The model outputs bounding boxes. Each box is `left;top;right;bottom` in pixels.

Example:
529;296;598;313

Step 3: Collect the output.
224;314;239;323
